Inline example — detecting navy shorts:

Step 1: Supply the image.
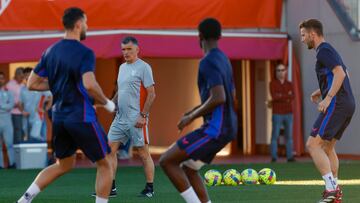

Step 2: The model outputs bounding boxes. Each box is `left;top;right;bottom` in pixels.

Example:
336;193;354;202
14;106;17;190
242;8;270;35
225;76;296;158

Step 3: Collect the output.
310;107;354;141
52;121;111;162
176;128;232;164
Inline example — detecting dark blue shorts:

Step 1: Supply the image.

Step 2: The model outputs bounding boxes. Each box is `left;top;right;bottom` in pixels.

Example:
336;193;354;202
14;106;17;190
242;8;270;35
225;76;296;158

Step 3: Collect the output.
310;108;353;141
53;121;111;162
176;128;232;164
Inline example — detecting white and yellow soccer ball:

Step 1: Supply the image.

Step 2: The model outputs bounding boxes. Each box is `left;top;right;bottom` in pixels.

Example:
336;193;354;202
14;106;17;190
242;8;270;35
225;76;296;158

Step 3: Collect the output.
258;168;276;185
204;169;222;186
223;169;241;186
240;168;259;185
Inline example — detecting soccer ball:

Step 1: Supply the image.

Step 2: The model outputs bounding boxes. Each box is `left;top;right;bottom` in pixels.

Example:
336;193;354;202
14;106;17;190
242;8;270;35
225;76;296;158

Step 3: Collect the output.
240;168;258;185
223;169;241;186
258;168;276;185
204;169;222;186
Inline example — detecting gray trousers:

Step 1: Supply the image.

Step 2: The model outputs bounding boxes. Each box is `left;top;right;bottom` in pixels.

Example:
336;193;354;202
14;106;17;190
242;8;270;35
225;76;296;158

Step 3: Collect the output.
0;114;14;167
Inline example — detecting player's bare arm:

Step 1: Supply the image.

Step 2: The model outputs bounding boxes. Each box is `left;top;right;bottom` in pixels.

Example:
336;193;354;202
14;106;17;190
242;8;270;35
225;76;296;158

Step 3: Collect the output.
82;71;115;112
177;85;226;131
317;66;346;113
27;71;50;91
135;85;156;128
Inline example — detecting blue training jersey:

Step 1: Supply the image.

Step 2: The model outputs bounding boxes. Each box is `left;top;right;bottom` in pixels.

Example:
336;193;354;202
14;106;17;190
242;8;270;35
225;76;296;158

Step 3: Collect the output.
198;48;238;140
316;42;355;114
34;39;97;122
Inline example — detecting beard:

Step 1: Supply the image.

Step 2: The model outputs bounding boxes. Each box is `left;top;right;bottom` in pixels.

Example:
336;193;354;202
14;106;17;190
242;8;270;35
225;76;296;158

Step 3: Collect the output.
307;40;315;49
80;30;86;41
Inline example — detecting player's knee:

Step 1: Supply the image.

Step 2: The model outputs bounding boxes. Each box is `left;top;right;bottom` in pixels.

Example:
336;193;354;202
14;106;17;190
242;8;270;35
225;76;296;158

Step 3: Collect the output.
306;139;318;152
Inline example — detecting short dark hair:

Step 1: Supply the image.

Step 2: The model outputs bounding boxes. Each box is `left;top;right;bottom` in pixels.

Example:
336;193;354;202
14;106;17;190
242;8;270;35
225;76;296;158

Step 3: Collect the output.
299;19;323;36
23;67;33;74
15;67;24;75
121;36;138;45
0;71;4;76
62;7;85;30
198;18;222;40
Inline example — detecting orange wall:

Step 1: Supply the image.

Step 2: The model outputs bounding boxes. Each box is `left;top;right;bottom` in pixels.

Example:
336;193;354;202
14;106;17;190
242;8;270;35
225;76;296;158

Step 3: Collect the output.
145;58;202;146
95;58;119;131
95;57;202;147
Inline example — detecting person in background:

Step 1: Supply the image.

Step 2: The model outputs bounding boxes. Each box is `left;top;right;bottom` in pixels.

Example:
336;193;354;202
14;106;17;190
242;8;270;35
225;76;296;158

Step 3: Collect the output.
269;63;295;163
0;71;16;169
6;67;25;144
19;67;51;142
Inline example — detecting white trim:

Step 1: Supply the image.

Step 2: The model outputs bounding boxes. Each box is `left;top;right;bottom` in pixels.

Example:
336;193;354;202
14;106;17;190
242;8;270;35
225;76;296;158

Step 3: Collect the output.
0;29;288;41
14;143;47;148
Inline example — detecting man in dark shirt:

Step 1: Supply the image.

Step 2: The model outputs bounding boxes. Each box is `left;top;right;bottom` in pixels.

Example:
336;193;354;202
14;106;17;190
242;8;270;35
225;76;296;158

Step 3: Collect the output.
269;63;295;162
299;19;355;203
159;18;237;203
17;7;115;203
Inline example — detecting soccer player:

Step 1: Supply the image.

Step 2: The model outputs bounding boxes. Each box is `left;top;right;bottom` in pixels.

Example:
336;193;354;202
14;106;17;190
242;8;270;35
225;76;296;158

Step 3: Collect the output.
105;36;156;197
17;7;115;203
159;18;238;203
299;19;355;203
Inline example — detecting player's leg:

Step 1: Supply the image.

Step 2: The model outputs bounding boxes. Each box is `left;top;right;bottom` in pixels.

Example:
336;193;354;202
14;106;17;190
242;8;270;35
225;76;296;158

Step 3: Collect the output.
17;155;76;203
17;121;77;203
67;121;113;201
94;156;113;199
323;139;338;180
182;163;209;202
160;143;201;203
306;136;334;181
270;114;281;162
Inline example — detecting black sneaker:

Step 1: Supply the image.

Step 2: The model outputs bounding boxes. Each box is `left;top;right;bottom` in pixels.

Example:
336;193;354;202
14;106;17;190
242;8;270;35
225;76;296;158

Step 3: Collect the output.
8;163;16;169
91;188;117;198
318;190;340;203
287;158;296;162
271;158;277;163
138;188;154;198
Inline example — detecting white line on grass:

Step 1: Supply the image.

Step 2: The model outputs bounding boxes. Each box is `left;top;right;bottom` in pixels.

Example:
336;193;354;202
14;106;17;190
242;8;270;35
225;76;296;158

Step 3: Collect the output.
276;179;360;185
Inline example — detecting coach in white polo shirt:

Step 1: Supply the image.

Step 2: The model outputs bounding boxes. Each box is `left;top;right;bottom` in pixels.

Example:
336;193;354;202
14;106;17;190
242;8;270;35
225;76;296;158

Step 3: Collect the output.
108;36;156;198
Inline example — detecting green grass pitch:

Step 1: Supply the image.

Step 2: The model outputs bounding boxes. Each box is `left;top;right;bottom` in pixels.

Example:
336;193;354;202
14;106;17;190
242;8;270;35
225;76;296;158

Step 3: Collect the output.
1;161;360;202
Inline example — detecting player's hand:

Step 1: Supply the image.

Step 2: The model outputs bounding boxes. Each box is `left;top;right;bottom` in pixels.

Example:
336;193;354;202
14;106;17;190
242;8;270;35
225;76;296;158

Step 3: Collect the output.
103;99;115;112
135;116;146;128
177;114;193;132
317;96;331;113
310;89;321;104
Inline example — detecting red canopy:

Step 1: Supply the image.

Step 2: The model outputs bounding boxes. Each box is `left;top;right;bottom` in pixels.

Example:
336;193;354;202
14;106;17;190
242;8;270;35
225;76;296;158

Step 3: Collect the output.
0;31;288;63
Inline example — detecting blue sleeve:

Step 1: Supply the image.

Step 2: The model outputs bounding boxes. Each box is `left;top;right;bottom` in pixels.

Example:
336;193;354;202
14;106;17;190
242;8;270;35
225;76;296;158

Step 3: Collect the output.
34;53;48;77
317;48;341;70
200;60;223;88
80;50;96;75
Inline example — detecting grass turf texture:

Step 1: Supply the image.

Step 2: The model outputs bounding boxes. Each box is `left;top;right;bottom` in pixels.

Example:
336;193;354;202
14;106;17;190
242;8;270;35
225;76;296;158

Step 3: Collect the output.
1;161;360;203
